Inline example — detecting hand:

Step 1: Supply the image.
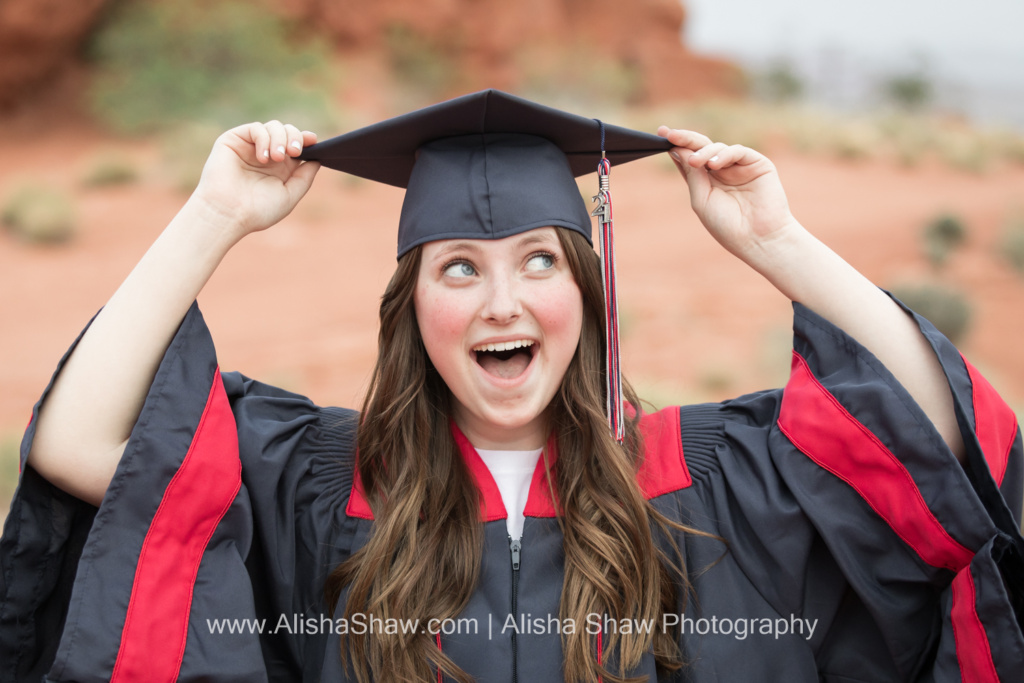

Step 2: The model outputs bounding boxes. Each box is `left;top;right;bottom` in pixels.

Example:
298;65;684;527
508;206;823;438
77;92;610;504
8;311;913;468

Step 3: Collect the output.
657;127;799;263
188;121;321;243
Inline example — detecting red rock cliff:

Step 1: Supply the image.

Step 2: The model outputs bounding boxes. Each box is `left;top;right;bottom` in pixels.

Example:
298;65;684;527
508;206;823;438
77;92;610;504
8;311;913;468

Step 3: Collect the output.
278;0;740;102
0;0;739;110
0;0;109;109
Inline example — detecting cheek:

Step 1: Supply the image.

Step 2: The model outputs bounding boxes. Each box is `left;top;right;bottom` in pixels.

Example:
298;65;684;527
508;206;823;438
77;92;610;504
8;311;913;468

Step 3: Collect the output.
414;284;473;362
534;281;584;354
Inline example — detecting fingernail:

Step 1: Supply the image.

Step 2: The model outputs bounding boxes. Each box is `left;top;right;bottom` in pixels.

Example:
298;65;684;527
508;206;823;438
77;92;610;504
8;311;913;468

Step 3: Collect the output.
710;155;719;163
263;149;270;159
290;140;302;151
276;145;286;156
669;150;682;162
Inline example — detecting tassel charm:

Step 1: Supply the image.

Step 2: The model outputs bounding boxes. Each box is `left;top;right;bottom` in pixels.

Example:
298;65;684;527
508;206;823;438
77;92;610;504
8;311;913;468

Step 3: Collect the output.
591;151;624;443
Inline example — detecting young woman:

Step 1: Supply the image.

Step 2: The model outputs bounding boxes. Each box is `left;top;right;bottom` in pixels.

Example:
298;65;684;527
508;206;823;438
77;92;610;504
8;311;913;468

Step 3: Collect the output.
2;91;1021;683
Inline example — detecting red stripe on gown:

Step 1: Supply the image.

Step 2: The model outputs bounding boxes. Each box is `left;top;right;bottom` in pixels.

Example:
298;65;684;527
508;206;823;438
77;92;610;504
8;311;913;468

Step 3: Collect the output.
111;369;241;683
962;354;1018;487
779;351;973;572
950;566;999;682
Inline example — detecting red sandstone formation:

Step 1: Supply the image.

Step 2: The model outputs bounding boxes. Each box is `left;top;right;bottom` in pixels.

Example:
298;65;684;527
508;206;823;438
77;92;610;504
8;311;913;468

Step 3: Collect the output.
0;0;110;109
0;0;738;111
276;0;740;102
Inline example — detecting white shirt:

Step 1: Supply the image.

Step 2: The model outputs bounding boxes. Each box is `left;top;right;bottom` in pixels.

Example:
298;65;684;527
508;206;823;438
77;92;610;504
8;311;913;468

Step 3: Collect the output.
476;447;544;540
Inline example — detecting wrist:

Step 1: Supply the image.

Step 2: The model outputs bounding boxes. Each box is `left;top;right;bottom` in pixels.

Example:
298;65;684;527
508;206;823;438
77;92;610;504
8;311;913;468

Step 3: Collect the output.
172;195;248;256
735;217;809;275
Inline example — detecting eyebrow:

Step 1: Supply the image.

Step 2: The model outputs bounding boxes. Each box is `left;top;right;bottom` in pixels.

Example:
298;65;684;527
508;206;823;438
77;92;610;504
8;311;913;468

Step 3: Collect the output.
432;241;481;260
430;232;559;261
513;233;558;250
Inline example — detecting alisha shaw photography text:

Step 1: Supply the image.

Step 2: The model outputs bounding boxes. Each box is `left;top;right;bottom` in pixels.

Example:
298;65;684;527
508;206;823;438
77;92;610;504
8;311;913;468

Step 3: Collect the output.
206;612;819;641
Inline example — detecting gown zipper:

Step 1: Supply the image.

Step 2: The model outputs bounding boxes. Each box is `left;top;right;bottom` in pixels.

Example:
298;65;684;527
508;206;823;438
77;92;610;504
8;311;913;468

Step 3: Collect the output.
509;535;522;683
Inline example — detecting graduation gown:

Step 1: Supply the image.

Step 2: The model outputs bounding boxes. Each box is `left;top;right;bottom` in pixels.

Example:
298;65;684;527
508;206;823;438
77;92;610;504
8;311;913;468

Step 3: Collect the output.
1;300;1022;682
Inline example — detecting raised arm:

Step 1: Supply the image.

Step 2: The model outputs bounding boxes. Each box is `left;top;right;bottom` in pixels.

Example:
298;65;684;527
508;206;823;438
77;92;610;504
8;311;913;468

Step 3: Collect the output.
28;121;321;505
657;127;965;461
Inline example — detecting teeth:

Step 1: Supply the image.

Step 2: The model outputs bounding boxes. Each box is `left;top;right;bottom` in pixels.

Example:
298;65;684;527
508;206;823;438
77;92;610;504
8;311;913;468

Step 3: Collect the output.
473;339;534;352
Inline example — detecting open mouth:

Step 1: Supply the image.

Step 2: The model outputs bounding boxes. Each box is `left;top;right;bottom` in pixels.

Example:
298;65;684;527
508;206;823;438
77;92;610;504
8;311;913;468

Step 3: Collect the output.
472;340;536;380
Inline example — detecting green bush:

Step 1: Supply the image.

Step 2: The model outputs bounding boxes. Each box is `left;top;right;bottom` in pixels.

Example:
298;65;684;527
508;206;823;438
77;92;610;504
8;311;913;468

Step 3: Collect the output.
0;434;20;523
2;185;77;244
882;71;933;112
998;216;1024;273
519;45;644;110
385;23;462;105
753;61;804;103
923;213;967;268
86;0;337;134
890;283;972;344
81;152;139;187
160;121;225;193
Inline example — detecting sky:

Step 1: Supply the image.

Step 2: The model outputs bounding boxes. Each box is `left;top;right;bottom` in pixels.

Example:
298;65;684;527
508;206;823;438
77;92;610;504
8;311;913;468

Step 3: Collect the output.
682;0;1024;128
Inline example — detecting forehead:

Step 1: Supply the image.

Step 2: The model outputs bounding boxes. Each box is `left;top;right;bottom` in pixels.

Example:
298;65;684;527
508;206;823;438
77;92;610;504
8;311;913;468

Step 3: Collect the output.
421;227;562;261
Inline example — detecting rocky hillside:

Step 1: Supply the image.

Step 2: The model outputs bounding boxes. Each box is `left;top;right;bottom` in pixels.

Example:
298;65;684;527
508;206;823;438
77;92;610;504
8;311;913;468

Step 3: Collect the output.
0;0;739;111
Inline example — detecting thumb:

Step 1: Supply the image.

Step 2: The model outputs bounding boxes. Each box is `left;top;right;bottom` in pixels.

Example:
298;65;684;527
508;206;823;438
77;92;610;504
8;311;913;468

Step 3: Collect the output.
283;161;321;204
670;148;711;212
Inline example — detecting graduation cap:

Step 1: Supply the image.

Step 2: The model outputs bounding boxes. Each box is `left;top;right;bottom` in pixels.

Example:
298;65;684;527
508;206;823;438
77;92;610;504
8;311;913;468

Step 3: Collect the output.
300;89;672;441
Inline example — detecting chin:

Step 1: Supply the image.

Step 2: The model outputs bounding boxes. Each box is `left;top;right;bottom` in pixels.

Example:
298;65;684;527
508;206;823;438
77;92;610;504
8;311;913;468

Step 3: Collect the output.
457;398;552;448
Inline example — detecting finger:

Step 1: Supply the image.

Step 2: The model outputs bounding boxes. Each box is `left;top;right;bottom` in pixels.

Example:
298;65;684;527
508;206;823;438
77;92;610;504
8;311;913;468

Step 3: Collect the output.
704;144;763;171
668;148;712;206
688;142;729;168
241;122;272;163
657;126;713;151
284;123;304;157
264;120;288;162
301;130;318;146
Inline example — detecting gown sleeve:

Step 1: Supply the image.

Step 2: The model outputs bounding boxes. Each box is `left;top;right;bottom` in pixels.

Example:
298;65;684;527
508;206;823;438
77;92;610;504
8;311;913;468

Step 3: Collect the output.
700;298;1024;681
0;302;358;683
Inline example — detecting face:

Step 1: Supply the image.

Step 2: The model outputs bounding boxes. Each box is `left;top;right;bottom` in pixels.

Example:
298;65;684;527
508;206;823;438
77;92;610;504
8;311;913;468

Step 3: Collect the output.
414;227;584;450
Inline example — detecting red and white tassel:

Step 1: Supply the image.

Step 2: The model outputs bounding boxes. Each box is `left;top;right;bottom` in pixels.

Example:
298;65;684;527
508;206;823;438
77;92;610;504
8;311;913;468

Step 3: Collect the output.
592;156;624;442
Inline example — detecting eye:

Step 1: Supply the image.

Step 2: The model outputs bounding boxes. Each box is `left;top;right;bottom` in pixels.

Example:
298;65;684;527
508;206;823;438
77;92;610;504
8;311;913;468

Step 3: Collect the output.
443;260;476;278
525;252;556;271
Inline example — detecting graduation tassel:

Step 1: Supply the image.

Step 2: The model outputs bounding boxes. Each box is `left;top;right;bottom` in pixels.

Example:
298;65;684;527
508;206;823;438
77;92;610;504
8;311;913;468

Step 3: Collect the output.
591;121;624;443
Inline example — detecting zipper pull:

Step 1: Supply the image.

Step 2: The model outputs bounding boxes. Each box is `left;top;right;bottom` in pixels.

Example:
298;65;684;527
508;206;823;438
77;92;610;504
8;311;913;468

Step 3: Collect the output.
509;537;521;571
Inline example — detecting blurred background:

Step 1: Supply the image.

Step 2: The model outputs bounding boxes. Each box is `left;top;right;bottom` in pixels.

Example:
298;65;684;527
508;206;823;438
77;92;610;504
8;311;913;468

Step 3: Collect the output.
2;0;1023;519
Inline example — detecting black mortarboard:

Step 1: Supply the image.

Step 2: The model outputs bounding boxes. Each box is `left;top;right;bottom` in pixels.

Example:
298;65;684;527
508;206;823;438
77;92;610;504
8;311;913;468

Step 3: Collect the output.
301;89;672;441
299;89;671;257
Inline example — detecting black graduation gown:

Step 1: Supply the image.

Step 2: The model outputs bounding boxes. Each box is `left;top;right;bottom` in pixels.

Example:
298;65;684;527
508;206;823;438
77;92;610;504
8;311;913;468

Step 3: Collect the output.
1;299;1022;682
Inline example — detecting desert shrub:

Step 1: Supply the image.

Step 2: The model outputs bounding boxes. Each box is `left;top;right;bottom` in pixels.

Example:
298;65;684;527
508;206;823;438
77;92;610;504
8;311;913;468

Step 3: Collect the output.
519;44;644;111
877;114;936;167
2;185;77;244
830;121;880;161
81;152;139;187
385;23;463;105
940;129;993;173
998;216;1024;274
633;380;695;412
923;213;967;268
0;434;18;522
882;71;933;112
698;366;735;394
890;283;972;344
998;131;1024;166
752;61;804;103
160;121;225;193
86;0;336;134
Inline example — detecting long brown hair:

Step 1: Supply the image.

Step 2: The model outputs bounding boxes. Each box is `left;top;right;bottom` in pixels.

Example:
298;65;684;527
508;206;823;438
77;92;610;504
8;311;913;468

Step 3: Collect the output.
326;228;694;682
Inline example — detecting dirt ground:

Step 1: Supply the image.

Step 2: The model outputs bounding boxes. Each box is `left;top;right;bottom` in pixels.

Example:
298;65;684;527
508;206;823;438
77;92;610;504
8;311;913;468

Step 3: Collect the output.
2;112;1023;498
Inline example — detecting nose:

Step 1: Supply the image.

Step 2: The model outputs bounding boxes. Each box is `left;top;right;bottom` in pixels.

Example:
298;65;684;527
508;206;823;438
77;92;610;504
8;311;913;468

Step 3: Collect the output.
480;272;523;324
